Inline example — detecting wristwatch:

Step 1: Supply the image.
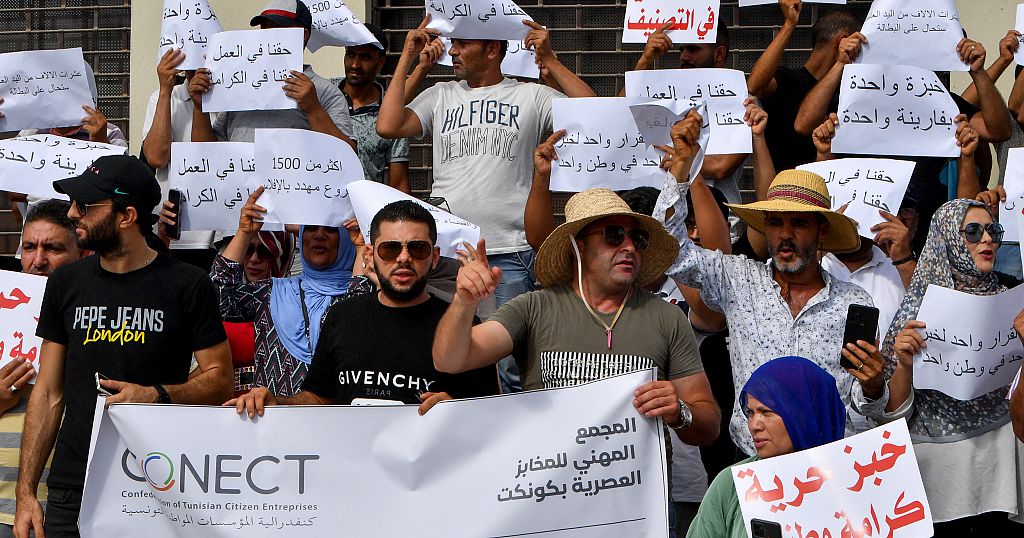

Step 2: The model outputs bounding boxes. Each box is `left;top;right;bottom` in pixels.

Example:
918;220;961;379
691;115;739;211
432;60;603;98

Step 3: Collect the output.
153;384;172;404
668;399;693;431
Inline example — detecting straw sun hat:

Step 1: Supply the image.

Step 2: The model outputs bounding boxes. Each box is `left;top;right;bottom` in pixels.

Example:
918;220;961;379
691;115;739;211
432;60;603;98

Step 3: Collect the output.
726;170;861;253
535;189;679;288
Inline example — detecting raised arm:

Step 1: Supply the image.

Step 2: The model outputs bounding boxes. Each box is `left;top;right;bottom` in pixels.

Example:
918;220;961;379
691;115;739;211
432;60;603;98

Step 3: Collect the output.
524;130;565;250
747;101;777;259
523;21;595;97
956;116;983;200
957;38;1011;142
961;30;1018;106
142;48;186;169
748;0;801;98
189;68;218;142
795;32;866;135
404;38;444;105
378;16;438;139
616;22;673;97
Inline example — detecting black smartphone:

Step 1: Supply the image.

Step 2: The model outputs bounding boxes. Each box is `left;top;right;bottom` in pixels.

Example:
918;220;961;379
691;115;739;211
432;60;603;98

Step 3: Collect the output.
166;189;183;241
751;518;783;538
841;304;880;369
95;372;119;396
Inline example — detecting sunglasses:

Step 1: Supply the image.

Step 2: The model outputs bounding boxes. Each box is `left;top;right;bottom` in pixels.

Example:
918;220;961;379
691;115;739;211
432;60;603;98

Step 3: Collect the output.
71;200;112;216
375;240;433;261
245;243;274;259
583;225;650;251
960;222;1004;244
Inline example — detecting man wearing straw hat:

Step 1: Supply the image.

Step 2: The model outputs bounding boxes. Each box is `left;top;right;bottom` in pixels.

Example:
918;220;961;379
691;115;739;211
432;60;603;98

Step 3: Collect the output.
656;111;889;456
434;191;720;446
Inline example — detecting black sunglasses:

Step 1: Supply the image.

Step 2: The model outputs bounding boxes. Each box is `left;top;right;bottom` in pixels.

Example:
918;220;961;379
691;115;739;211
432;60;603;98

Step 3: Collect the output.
245;243;273;259
960;222;1004;244
71;199;112;216
376;240;433;261
583;225;650;251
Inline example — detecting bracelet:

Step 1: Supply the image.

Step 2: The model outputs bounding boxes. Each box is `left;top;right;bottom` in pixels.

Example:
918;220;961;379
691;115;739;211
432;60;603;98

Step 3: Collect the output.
891;253;917;266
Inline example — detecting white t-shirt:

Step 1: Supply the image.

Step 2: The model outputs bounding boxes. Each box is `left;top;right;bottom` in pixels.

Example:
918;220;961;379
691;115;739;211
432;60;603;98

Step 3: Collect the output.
407;78;563;254
821;245;906;335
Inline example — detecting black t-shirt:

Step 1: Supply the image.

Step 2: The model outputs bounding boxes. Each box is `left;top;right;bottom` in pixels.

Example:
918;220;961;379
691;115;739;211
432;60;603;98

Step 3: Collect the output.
760;65;820;171
303;293;499;404
35;253;226;490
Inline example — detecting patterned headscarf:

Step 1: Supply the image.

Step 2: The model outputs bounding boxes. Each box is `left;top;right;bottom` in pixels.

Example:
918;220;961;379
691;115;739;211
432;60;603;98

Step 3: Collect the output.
881;199;1008;441
257;231;296;278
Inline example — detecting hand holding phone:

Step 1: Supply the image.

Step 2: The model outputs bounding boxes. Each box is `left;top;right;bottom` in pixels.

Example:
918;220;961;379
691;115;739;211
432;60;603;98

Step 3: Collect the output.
751;518;782;538
841;304;880;370
165;189;182;241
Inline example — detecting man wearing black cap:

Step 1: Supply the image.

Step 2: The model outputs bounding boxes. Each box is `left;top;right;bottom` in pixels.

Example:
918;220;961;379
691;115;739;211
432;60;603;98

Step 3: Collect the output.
13;155;232;538
189;0;356;149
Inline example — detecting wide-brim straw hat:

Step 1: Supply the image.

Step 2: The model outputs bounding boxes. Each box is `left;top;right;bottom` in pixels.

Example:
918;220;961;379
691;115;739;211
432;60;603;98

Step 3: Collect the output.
535;188;679;288
726;169;860;253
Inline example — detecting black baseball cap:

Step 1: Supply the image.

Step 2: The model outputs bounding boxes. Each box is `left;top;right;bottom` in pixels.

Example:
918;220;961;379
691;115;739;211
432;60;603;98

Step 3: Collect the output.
250;0;312;30
53;154;162;214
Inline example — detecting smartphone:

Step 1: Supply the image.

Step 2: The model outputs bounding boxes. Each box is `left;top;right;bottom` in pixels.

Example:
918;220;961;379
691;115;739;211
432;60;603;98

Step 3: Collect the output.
166;188;182;241
841;304;880;369
751;518;783;538
95;372;119;396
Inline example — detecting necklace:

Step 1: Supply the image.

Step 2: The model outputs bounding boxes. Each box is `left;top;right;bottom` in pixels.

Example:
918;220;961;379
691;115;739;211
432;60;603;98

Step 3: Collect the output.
580;287;631;350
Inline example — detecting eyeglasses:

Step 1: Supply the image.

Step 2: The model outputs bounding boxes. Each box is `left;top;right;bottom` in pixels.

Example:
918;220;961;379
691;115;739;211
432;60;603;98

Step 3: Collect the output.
71;200;112;216
375;240;433;261
960;222;1004;244
583;225;650;251
245;243;273;259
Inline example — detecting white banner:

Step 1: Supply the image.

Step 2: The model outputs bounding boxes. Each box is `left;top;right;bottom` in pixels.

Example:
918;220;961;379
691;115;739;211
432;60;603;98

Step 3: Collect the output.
914;284;1024;401
797;158;915;237
303;0;382;52
169;142;258;232
158;0;222;70
438;37;539;79
253;129;363;226
858;0;966;72
625;68;751;155
551;97;672;192
832;64;959;158
1000;148;1024;243
740;0;845;6
734;420;932;538
629;99;710;184
623;1;720;44
1017;5;1024;66
0;48;94;132
201;28;303;113
80;370;668;537
0;271;45;378
346;180;481;258
0;134;127;199
426;0;533;41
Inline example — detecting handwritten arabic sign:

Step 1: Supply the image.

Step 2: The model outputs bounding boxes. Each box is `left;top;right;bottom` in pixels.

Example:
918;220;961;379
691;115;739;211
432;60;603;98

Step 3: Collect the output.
797;158;915;237
734;419;932;538
426;0;533;41
998;148;1024;243
623;0;720;45
0;135;127;199
0;271;45;379
303;0;382;52
80;370;667;537
253;128;363;226
739;0;846;6
201;28;303;114
913;284;1024;401
832;64;959;158
169;142;258;232
629;99;710;184
551;97;671;192
159;0;222;70
625;68;750;155
857;0;966;72
0;48;93;132
438;36;539;79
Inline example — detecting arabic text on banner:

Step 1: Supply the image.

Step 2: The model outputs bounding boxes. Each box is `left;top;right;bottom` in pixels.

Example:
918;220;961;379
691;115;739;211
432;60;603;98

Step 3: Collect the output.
628;99;709;184
158;0;222;70
623;1;720;44
80;370;668;537
169;142;259;232
302;0;382;52
0;48;94;132
797;158;915;237
0;271;45;381
739;0;846;6
999;148;1024;243
426;0;533;41
201;28;303;113
0;135;127;199
437;36;539;79
857;0;966;72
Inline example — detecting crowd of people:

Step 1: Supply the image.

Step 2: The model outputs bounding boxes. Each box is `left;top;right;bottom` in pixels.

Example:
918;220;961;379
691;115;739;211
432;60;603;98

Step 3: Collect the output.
1;1;1023;537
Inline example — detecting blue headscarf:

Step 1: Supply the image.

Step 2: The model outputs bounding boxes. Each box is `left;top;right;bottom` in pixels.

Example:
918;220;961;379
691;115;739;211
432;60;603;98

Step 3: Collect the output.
269;226;355;364
740;356;846;452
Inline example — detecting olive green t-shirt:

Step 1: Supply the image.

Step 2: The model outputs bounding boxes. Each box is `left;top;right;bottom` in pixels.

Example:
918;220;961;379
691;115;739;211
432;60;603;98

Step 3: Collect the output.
489;284;703;391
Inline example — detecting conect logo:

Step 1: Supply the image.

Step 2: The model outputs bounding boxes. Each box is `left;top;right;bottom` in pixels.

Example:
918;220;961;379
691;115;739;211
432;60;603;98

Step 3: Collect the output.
121;449;319;495
142;452;176;491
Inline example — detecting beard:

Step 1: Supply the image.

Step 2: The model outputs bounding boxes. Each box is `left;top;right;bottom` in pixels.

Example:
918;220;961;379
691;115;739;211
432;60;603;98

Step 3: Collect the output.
769;239;817;274
375;260;429;303
76;212;123;257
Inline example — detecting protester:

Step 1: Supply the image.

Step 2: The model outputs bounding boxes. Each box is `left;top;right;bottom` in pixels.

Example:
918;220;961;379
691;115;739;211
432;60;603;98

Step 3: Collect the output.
15;155;232;538
19;200;82;277
879;199;1024;534
687;356;847;538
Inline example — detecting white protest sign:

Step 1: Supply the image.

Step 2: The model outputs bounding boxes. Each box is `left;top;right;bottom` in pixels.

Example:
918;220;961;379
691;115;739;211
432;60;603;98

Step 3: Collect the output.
438;37;539;79
201;28;303;113
0;271;46;380
623;1;720;44
999;148;1024;243
629;99;710;183
0;135;127;199
80;370;668;537
625;68;751;155
739;0;845;5
1017;5;1024;66
734;420;932;538
550;97;670;192
832;64;959;158
858;0;966;72
0;48;94;132
797;158;915;237
158;0;222;70
426;0;533;41
913;284;1024;401
169;142;259;232
346;180;481;258
303;0;382;52
253;129;363;226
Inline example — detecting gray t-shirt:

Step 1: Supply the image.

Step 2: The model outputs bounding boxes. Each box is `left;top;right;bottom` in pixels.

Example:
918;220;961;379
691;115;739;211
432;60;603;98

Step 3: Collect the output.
213;65;353;142
489;284;703;391
407;78;563;254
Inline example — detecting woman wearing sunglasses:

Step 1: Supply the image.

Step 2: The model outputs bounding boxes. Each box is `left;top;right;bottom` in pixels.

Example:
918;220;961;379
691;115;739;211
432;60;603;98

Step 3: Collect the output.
869;199;1024;535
